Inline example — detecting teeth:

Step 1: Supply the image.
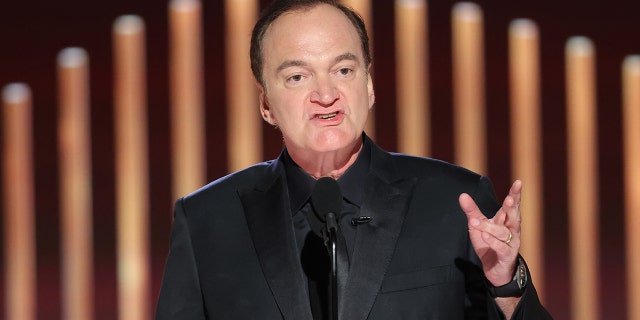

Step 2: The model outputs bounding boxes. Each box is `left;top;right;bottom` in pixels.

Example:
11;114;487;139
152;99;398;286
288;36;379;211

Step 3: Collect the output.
316;112;338;119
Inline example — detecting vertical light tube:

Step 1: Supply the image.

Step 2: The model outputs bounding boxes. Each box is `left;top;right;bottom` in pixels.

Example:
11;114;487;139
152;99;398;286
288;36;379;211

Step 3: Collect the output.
452;2;486;174
225;0;260;172
395;0;429;156
2;83;36;320
113;15;150;320
57;47;94;320
566;36;599;320
169;0;206;199
622;55;640;320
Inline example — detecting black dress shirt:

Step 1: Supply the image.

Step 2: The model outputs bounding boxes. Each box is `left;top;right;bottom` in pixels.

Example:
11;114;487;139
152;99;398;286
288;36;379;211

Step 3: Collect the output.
283;138;371;319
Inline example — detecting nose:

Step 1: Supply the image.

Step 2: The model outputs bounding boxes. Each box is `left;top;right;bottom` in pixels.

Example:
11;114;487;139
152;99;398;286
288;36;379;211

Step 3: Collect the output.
310;75;339;106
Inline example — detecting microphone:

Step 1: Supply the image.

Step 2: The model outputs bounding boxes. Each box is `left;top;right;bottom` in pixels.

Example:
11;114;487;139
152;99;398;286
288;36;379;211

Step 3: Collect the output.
310;177;343;239
351;216;372;226
310;177;343;320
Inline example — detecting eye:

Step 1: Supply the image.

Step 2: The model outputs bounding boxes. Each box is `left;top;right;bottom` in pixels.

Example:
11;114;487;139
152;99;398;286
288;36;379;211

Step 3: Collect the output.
287;74;304;83
337;67;353;76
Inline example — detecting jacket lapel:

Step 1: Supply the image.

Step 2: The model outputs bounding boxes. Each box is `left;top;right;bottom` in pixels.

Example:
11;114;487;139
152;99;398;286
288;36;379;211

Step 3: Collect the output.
339;144;417;320
239;160;313;319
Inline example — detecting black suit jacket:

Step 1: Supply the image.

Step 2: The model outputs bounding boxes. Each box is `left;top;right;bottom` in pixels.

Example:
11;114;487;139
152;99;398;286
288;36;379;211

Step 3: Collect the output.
156;137;551;319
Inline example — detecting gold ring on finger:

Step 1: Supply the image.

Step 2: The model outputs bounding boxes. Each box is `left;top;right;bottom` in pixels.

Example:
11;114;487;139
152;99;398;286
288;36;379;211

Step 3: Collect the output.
503;230;513;244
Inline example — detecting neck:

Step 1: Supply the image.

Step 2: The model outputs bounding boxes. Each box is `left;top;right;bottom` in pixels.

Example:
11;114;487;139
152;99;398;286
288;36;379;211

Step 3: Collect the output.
289;140;363;180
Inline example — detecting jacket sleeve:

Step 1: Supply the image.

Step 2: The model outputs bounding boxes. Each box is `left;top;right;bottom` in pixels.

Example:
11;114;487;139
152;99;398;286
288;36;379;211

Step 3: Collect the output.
500;261;554;320
155;198;207;320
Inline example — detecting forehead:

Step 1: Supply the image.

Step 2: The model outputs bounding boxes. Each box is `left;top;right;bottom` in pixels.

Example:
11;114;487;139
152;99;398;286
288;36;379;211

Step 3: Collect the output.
261;4;363;64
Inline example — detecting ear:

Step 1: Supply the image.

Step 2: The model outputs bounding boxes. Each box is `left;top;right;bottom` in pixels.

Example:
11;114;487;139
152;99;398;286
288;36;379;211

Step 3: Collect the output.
367;67;375;110
258;83;276;125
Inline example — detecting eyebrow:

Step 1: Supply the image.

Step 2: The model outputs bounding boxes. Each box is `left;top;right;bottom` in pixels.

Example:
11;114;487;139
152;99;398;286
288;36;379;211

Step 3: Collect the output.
334;52;359;64
276;60;307;73
276;52;360;73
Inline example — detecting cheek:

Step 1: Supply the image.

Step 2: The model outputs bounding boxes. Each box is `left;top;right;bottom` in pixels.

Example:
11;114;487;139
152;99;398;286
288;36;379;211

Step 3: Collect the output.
267;103;299;130
269;91;308;121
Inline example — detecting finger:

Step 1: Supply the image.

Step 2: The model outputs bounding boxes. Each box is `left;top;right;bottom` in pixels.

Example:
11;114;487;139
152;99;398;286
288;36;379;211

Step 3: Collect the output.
493;210;507;225
459;193;483;219
461;196;511;242
503;180;523;231
480;230;515;252
459;193;493;232
509;179;523;203
472;218;513;244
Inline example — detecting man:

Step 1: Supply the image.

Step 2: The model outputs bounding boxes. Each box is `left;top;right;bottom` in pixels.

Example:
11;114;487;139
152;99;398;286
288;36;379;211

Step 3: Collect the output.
156;0;552;319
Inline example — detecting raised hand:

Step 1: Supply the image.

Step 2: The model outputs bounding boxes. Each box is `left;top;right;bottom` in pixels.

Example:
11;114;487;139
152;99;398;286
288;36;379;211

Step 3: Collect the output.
459;180;522;287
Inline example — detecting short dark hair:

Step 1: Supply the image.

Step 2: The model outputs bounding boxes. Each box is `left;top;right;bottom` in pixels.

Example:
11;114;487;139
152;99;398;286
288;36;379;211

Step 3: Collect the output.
250;0;371;87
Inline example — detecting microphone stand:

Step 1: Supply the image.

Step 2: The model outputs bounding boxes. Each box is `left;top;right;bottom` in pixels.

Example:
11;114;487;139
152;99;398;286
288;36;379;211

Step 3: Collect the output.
325;211;339;320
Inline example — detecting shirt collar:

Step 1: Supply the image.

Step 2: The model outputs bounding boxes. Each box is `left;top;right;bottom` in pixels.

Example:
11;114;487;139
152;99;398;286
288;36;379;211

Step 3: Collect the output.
336;136;370;207
283;151;316;213
283;135;371;214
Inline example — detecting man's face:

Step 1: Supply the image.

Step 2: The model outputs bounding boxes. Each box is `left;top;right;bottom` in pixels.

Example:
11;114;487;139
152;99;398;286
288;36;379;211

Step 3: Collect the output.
259;4;374;157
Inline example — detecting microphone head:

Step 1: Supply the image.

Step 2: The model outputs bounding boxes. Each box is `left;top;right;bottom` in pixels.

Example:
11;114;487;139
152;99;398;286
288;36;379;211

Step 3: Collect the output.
310;177;343;222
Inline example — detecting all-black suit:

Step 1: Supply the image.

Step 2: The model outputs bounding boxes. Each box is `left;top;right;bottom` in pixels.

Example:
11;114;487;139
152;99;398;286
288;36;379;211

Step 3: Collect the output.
156;136;551;319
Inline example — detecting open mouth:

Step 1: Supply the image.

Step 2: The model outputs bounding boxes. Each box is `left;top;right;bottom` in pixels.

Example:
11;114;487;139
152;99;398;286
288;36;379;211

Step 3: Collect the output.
315;112;339;120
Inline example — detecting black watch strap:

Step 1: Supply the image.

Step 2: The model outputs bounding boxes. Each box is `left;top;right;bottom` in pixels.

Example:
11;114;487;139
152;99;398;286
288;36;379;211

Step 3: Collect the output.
488;256;528;298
